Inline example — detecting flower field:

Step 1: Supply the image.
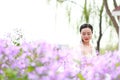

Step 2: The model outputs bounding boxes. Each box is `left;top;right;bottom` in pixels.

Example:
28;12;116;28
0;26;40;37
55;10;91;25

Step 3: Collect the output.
0;39;120;80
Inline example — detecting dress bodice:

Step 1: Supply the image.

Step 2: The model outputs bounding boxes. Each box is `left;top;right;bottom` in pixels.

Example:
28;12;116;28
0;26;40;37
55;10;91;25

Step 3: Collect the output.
71;42;96;60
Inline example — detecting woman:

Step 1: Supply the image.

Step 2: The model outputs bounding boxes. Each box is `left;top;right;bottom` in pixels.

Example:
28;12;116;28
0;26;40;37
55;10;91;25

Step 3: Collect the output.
72;23;96;60
58;24;97;79
79;23;96;58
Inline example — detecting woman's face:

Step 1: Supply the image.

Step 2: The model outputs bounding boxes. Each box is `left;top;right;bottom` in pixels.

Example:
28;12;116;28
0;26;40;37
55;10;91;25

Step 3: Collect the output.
80;27;92;43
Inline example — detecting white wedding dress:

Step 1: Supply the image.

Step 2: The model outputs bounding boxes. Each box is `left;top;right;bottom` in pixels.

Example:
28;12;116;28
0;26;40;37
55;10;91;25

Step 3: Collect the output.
57;42;98;80
69;43;111;80
71;42;97;59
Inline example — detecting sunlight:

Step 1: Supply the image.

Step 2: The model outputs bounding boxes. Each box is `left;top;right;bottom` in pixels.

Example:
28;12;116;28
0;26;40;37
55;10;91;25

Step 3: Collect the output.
0;0;79;46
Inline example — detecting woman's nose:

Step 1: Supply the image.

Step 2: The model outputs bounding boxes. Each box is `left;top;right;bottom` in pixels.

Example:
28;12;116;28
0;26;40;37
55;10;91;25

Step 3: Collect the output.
85;34;88;37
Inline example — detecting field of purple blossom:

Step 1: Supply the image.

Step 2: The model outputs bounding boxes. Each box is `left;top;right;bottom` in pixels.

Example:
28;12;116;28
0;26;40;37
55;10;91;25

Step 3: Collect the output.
0;39;120;80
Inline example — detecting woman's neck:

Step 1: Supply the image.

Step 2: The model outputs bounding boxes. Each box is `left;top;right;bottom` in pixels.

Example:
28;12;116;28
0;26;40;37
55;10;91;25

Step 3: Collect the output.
82;42;90;46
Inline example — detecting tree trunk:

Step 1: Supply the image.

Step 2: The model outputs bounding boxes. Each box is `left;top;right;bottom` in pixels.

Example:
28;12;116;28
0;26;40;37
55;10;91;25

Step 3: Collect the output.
103;0;119;35
113;0;117;7
96;2;104;52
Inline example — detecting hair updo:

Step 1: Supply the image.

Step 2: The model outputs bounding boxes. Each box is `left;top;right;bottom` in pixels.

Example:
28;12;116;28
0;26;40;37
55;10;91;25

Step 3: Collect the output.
79;23;93;33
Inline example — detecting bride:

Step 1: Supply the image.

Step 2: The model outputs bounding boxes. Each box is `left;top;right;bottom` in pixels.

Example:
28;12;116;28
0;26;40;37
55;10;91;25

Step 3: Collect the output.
79;23;96;57
57;24;99;79
60;24;111;80
72;23;97;60
63;23;97;69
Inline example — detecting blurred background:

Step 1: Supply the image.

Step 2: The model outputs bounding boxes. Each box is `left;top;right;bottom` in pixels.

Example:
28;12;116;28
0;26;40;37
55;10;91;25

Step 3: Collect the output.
0;0;120;54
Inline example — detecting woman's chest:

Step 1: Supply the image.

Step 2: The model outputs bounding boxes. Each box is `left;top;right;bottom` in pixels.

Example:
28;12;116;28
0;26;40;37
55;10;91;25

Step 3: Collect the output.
81;45;92;55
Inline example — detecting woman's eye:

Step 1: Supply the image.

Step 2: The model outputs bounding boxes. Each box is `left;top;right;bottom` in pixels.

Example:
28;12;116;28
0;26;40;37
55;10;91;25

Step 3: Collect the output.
82;33;91;35
87;33;91;35
82;33;86;35
88;33;91;35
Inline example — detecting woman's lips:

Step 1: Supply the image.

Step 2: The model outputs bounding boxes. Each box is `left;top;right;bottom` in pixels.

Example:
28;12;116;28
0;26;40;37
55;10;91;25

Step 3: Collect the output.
85;38;89;40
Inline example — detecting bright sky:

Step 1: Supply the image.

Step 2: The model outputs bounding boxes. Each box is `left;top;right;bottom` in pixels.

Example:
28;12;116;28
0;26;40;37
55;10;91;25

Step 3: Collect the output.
0;0;80;46
0;0;119;48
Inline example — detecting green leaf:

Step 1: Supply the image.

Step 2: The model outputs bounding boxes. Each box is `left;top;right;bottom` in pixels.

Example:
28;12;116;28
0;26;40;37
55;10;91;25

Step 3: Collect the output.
15;48;23;59
3;68;18;80
26;66;35;72
17;75;28;80
115;62;120;68
77;73;85;80
0;74;4;80
57;0;64;3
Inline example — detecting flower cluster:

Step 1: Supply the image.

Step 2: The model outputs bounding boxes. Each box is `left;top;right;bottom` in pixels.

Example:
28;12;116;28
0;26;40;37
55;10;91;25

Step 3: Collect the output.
0;39;120;80
79;51;120;80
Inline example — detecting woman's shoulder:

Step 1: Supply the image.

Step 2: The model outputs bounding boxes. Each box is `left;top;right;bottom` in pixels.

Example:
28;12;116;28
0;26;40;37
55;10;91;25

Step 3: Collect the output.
72;45;81;52
70;45;82;58
91;44;97;56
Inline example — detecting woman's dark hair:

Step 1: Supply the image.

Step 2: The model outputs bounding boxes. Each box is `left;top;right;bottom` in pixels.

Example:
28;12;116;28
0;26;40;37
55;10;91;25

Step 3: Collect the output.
79;23;93;33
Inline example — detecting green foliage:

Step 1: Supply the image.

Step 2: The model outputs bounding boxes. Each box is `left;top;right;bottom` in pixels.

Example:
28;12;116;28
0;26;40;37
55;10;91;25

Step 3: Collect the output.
83;0;91;23
77;73;85;80
47;0;51;4
26;66;35;73
57;0;65;3
108;19;113;26
104;13;113;26
66;5;71;23
13;41;20;46
15;48;23;59
0;68;28;80
100;44;118;54
6;28;23;46
115;62;120;68
99;1;104;16
0;75;4;80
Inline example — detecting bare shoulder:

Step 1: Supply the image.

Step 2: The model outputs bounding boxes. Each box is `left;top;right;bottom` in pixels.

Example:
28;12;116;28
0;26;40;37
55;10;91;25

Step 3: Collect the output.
91;45;97;56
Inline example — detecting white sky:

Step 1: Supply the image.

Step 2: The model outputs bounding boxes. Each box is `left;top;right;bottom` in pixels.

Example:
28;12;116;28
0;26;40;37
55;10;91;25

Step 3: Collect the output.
0;0;119;48
0;0;79;46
